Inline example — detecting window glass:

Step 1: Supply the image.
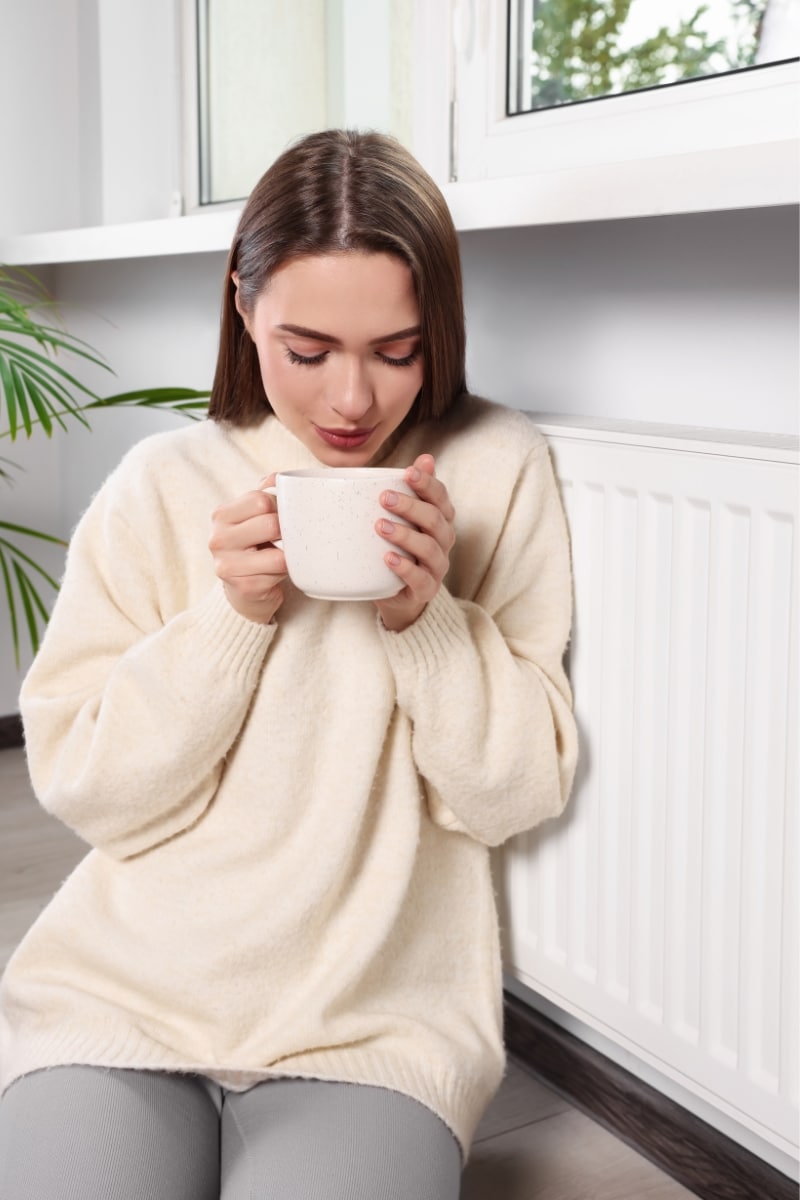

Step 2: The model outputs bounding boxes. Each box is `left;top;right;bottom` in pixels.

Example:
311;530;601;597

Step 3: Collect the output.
508;0;800;116
197;0;414;206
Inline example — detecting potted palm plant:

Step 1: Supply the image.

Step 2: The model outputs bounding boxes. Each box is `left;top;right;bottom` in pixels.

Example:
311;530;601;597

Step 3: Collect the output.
0;266;210;667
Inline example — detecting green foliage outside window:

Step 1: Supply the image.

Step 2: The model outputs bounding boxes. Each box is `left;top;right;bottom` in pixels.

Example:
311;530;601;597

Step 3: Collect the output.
526;0;769;110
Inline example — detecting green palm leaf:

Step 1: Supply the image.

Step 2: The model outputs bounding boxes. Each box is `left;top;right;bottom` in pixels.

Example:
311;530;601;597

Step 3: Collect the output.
0;264;210;669
0;522;65;667
84;387;210;417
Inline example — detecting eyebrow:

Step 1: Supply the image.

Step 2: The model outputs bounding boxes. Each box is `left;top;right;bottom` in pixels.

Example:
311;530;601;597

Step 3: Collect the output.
276;323;421;346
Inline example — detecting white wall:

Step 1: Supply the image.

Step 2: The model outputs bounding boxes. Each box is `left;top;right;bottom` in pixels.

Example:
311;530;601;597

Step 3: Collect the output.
0;0;180;234
461;206;799;436
50;254;226;514
0;0;81;234
93;0;182;224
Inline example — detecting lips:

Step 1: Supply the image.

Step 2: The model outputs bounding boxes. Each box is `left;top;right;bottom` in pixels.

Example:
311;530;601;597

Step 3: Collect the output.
314;425;375;450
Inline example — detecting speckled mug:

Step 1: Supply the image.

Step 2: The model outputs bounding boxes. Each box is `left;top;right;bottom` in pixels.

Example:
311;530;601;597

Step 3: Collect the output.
265;468;415;601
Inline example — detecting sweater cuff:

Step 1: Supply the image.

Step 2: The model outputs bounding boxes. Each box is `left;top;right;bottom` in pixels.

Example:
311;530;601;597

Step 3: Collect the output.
377;586;471;677
194;582;278;687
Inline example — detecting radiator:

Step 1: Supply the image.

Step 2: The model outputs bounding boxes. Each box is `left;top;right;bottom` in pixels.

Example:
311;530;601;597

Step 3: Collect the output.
502;415;798;1162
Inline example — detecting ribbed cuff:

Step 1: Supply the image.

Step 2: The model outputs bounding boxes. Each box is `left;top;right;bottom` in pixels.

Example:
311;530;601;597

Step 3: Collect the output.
194;583;278;687
377;587;471;677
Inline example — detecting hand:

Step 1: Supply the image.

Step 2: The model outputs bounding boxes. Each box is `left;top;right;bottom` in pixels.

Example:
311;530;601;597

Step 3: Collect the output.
374;454;456;633
209;473;288;624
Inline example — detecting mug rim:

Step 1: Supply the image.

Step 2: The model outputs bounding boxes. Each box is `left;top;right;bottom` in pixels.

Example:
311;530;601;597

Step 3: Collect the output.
276;467;407;481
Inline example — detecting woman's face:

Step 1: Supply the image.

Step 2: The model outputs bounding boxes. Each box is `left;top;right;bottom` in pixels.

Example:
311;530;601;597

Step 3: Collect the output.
235;251;424;466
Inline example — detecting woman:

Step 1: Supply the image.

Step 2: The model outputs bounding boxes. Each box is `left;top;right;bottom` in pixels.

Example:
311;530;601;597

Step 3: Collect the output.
0;129;578;1199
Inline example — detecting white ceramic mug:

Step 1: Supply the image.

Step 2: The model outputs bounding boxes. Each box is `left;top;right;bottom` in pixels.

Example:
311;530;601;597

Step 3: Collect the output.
265;467;415;601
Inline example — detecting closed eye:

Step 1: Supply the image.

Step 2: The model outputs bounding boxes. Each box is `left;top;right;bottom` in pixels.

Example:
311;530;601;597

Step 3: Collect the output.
284;346;420;368
376;349;420;368
285;347;327;367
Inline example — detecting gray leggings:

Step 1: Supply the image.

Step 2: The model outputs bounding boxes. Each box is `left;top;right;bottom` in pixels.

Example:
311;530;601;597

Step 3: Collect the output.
0;1067;462;1200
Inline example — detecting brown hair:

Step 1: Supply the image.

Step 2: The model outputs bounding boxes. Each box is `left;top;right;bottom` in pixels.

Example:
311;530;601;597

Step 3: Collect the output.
208;129;466;427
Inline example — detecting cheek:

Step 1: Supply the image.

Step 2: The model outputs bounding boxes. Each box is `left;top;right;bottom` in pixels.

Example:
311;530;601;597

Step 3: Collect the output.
255;340;283;386
256;343;302;403
394;364;423;411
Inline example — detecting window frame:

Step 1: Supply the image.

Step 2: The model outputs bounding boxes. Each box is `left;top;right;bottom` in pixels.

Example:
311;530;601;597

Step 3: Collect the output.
179;0;437;216
450;0;799;218
179;0;204;217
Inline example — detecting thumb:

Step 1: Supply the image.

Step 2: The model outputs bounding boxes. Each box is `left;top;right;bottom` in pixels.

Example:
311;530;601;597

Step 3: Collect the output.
413;453;436;476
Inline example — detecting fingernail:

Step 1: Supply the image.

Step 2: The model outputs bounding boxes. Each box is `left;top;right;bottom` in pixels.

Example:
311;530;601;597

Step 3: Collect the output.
379;519;394;534
384;490;398;507
407;467;421;483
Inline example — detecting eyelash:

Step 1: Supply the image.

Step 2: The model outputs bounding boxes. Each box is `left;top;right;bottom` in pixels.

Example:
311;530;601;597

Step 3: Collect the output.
380;351;419;368
284;348;324;367
284;348;419;369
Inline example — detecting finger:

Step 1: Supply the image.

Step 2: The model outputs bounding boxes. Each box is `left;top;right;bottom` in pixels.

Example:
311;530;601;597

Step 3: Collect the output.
378;519;449;581
209;509;282;554
212;488;277;528
212;541;287;591
403;465;456;524
409;452;436;476
214;547;286;578
218;542;286;573
379;488;455;552
383;549;439;600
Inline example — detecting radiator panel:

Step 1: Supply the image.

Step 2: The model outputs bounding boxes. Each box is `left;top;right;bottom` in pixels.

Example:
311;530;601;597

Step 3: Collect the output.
502;422;798;1157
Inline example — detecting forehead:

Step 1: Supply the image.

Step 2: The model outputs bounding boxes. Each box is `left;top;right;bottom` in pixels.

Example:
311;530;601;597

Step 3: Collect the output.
258;252;419;331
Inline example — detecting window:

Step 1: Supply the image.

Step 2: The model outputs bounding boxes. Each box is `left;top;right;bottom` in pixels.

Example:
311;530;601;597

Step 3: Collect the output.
448;0;798;220
187;0;415;209
508;0;799;116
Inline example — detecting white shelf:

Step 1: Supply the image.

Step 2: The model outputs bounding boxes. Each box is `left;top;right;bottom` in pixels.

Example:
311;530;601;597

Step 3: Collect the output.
0;208;242;267
1;139;797;267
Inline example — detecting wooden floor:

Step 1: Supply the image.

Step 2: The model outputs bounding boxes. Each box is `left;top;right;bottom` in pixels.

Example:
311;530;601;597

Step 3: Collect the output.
0;745;699;1198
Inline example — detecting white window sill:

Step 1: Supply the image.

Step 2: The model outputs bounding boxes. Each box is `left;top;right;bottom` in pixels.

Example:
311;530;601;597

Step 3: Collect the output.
0;138;796;268
446;139;797;230
0;208;242;267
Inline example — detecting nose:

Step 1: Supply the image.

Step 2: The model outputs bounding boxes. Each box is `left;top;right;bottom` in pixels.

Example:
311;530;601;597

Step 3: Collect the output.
329;356;373;423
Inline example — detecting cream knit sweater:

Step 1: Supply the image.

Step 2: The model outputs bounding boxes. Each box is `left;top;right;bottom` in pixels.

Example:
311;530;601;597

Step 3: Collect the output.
0;395;577;1156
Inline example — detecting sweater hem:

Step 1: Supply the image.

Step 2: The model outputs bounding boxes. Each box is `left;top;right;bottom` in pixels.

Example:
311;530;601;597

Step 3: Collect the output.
0;1023;503;1160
